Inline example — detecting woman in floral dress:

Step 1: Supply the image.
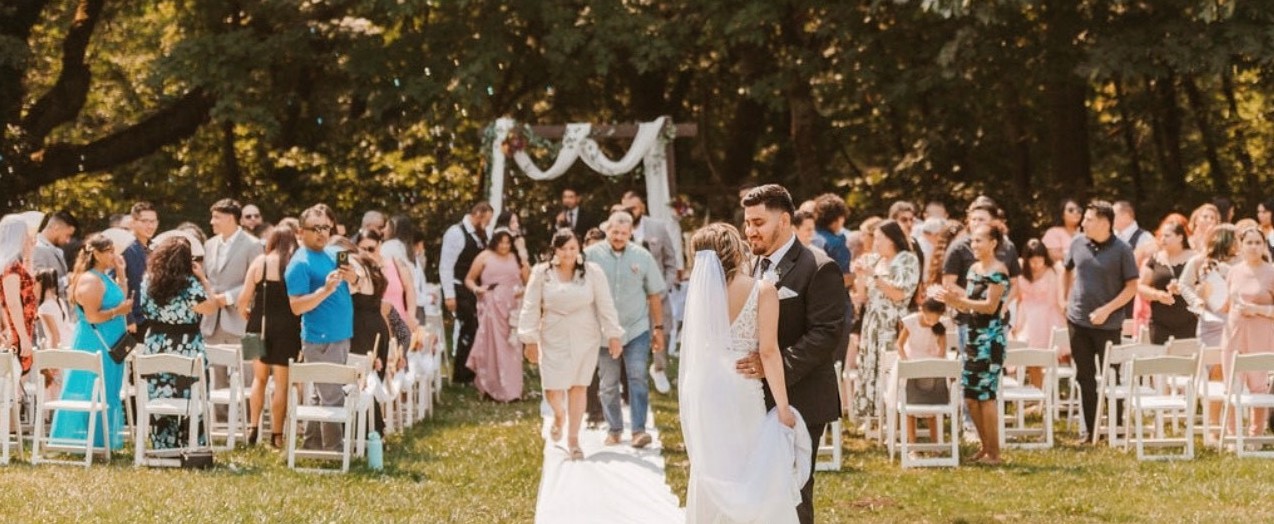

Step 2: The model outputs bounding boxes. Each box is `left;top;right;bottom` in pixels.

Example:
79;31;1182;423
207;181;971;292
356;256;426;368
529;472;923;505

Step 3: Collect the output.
852;219;919;427
140;237;218;449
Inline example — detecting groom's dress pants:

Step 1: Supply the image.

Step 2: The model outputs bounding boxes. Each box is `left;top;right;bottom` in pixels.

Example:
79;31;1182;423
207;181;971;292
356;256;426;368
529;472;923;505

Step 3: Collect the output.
798;422;824;524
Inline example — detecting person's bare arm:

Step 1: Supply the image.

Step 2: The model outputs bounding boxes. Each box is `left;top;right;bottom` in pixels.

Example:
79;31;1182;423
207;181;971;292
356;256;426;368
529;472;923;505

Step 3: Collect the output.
755;283;795;427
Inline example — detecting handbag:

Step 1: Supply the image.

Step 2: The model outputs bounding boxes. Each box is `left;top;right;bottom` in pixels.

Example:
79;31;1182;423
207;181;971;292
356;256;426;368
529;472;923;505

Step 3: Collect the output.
84;308;138;364
240;280;267;361
177;355;215;469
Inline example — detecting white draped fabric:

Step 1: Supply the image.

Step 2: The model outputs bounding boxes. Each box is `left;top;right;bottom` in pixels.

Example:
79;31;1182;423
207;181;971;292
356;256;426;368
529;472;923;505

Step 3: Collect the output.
488;117;673;223
679;251;810;524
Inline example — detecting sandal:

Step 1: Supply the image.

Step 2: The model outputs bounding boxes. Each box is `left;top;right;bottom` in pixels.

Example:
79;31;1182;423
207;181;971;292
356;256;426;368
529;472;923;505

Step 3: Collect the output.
568;444;584;461
550;421;563;442
247;427;260;446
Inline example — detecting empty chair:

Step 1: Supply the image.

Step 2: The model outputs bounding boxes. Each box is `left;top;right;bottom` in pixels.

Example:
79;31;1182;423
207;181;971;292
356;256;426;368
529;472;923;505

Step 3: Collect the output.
1048;326;1080;433
1219;352;1274;457
286;360;361;473
890;358;961;468
1127;354;1197;461
132;353;210;467
31;349;112;467
1092;341;1165;446
998;348;1056;449
0;353;23;464
1195;346;1226;444
345;352;375;457
205;344;249;449
815;361;843;472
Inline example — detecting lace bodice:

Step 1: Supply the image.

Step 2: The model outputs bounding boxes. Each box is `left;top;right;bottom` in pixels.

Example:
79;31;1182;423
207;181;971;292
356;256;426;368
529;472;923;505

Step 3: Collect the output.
728;280;762;354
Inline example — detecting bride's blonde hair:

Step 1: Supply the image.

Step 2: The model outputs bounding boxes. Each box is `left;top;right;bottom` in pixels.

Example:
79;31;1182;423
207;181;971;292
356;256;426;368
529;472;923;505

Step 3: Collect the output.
691;223;750;282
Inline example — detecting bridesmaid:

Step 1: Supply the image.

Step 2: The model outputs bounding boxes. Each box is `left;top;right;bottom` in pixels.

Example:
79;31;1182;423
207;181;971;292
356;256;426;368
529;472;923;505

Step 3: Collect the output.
51;234;133;450
1222;227;1274;438
465;229;530;402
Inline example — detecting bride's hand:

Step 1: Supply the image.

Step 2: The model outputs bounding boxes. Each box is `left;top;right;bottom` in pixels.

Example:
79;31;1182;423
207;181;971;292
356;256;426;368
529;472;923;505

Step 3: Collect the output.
778;406;796;428
735;352;763;379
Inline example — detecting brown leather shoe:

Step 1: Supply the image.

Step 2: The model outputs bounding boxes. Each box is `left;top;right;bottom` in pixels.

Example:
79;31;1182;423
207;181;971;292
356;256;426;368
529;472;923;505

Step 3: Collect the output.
631;432;653;449
604;433;622;446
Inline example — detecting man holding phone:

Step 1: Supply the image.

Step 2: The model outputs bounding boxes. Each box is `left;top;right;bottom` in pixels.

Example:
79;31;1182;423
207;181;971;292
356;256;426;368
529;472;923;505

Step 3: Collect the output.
286;204;358;451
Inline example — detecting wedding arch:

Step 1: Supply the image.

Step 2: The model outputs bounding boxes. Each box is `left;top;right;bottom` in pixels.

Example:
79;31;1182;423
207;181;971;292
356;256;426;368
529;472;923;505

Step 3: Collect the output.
486;116;696;222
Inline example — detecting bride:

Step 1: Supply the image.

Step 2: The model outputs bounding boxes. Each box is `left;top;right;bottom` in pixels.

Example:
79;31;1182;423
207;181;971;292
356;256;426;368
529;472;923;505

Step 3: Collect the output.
680;223;811;524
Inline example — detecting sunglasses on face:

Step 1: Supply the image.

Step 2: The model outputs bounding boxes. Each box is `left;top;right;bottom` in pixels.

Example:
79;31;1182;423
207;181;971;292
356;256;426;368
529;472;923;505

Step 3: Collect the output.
243;214;261;219
302;225;333;233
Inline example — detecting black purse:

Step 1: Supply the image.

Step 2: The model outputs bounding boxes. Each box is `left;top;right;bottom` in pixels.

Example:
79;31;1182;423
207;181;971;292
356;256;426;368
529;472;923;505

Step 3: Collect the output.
83;305;138;364
240;280;267;361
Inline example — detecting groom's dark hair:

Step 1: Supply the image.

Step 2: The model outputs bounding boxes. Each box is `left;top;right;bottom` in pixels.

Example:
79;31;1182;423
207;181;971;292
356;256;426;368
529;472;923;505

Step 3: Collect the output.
741;184;795;217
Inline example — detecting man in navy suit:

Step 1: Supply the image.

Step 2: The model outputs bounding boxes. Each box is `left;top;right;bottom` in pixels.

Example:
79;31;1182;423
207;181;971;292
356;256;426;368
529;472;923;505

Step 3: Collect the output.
735;184;847;524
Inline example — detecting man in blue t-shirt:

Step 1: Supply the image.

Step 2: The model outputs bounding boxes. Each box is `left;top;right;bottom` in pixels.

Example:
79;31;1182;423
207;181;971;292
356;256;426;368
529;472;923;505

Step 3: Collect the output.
285;204;357;451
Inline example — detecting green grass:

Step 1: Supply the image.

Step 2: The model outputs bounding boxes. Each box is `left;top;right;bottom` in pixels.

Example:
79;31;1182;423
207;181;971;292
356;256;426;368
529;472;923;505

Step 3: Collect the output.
6;360;1274;523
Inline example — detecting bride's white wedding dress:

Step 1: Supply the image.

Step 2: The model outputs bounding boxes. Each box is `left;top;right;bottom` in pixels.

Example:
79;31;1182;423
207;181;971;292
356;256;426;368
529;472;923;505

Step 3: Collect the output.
679;252;811;524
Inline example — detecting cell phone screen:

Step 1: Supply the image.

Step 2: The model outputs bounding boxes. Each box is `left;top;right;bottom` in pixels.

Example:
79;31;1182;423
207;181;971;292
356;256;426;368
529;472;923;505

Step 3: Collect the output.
337;251;349;267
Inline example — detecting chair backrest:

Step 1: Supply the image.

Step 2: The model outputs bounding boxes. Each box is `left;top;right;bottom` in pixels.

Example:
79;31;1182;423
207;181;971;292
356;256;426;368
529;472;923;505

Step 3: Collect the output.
1130;355;1197;378
204;344;242;368
1163;337;1201;357
1121;319;1136;339
1198;346;1224;367
33;349;103;375
1049;326;1070;353
895;358;961;381
289;362;360;387
0;352;17;379
132;353;204;379
1006;340;1029;351
1005;348;1058;369
1229;352;1274;374
1103;341;1165;366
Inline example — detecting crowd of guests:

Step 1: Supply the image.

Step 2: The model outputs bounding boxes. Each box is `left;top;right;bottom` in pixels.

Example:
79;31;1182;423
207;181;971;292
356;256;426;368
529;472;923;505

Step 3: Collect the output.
0;199;436;457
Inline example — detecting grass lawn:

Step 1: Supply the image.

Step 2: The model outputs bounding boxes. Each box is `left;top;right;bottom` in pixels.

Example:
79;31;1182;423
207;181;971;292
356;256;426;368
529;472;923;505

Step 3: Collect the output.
5;358;1274;523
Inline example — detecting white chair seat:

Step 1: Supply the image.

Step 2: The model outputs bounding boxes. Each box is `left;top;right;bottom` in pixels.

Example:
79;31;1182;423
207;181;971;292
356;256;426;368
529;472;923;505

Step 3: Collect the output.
208;388;234;403
900;404;950;417
44;399;107;411
1103;385;1156;399
1200;381;1226;399
1135;396;1189;411
1056;366;1075;378
144;398;198;416
1001;376;1021;389
295;405;354;424
1233;393;1274;407
1002;386;1047;402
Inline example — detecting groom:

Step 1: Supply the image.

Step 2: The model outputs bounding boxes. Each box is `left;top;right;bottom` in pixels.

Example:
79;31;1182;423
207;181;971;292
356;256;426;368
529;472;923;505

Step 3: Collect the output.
736;184;847;524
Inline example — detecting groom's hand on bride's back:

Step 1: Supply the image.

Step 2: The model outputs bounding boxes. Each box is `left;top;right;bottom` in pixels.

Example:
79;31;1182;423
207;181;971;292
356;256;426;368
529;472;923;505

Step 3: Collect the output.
735;352;763;379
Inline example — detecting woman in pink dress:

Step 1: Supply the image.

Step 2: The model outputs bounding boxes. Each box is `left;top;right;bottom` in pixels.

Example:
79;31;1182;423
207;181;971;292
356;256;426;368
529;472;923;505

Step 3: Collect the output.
1042;199;1081;263
464;229;530;402
1222;226;1274;437
1013;239;1065;387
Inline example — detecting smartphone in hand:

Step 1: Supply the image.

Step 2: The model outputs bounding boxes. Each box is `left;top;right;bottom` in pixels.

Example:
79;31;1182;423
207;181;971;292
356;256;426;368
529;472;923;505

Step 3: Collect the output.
337;250;349;267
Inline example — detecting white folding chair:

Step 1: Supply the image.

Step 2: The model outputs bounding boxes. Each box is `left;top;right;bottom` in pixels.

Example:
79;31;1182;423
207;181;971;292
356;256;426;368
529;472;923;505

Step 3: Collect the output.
132;353;210;467
1195;346;1226;444
1127;354;1197;461
998;348;1055;450
873;350;899;443
205;344;248;449
1160;337;1201;431
31;350;111;467
286;360;361;473
0;353;23;464
815;361;843;472
1218;352;1274;457
1092;341;1164;446
1048;327;1080;433
998;340;1029;389
891;358;961;468
345;352;374;457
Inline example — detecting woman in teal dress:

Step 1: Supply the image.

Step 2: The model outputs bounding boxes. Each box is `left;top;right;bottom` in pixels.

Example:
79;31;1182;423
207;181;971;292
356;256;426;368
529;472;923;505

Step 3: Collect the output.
51;234;133;450
140;237;218;449
939;224;1010;465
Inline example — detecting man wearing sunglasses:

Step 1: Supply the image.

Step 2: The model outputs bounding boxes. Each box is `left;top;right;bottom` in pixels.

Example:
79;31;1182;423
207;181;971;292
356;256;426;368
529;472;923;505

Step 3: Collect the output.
285;204;358;450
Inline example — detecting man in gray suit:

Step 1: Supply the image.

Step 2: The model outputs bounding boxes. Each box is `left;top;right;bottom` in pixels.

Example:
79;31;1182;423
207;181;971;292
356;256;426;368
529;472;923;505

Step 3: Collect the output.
32;210;78;295
621;191;683;393
202;198;265;345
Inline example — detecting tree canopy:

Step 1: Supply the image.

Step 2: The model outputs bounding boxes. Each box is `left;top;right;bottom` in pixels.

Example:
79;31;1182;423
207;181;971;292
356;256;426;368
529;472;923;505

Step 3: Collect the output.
3;0;1272;245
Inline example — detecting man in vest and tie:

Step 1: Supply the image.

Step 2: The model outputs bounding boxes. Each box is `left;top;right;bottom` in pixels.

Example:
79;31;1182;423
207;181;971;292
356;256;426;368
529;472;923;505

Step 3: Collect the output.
554;187;596;240
440;201;494;384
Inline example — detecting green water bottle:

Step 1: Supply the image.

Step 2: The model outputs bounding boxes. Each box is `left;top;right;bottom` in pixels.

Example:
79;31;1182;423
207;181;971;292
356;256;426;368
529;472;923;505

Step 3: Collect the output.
368;431;384;471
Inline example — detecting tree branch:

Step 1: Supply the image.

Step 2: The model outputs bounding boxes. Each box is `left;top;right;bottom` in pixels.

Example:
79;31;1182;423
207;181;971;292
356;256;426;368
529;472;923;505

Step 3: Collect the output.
20;88;214;192
21;0;105;144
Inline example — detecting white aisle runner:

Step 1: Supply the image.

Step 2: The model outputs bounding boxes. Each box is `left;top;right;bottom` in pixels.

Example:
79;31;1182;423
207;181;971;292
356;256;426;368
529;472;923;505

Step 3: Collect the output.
534;401;684;523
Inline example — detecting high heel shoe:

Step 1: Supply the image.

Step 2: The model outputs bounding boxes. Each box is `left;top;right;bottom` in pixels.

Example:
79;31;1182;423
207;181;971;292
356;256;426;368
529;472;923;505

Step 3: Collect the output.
247;427;259;446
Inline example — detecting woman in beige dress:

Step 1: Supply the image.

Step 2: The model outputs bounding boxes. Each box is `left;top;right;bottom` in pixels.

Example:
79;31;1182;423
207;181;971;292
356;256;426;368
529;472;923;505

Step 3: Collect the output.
519;229;623;460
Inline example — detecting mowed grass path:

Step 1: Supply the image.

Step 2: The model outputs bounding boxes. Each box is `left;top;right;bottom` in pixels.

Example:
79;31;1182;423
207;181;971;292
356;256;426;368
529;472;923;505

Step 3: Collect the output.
6;359;1274;523
0;370;547;522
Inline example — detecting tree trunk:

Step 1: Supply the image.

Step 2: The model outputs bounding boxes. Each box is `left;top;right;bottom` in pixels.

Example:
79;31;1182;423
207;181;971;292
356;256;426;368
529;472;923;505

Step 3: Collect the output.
1004;84;1032;201
1182;76;1228;196
788;80;825;196
1113;80;1145;201
1220;72;1258;200
1041;0;1091;197
1148;76;1186;197
221;120;243;197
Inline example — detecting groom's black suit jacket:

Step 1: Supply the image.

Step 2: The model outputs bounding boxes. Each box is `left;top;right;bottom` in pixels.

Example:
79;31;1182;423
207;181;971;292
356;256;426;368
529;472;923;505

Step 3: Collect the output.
761;241;847;426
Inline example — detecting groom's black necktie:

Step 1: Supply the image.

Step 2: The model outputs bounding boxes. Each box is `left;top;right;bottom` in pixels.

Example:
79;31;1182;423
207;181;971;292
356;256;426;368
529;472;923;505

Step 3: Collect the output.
757;257;772;278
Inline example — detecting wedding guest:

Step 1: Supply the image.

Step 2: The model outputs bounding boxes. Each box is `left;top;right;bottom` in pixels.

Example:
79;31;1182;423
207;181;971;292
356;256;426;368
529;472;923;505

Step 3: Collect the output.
140;236;218;449
360;228;416;331
439;202;494;384
1063;201;1139;442
555;187;598;239
1181;225;1239;347
51;234;132;450
1013;239;1066;386
519;229;623;460
1137;214;1197;344
32;210;78;294
343;235;391;434
361;210;387;235
0;218;36;374
851;219;919;427
585;212;666;448
896;298;954;443
1043;199;1082;263
940;224;1011;464
464;229;530;402
792;210;825;257
1222;226;1274;438
202;199;263;345
35;268;72;349
496;210;532;265
123;201;160;333
814;194;853;289
1188;204;1221;260
621;191;680;394
286;205;358;451
1257;198;1274;253
238;226;302;449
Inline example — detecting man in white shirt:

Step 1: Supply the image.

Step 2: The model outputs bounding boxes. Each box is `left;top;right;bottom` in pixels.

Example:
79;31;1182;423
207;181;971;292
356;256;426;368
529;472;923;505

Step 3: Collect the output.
438;202;493;384
202;198;265;345
1113;200;1156;261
